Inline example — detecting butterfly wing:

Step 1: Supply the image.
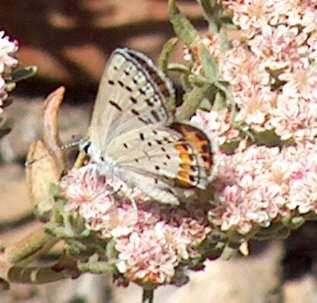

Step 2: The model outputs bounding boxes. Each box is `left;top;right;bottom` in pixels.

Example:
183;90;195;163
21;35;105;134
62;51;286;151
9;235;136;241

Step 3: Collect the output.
89;48;175;160
88;48;214;204
107;122;213;204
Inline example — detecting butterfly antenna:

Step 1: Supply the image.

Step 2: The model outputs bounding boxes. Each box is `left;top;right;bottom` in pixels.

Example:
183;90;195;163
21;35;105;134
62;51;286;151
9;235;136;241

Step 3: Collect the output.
25;138;88;167
60;138;87;151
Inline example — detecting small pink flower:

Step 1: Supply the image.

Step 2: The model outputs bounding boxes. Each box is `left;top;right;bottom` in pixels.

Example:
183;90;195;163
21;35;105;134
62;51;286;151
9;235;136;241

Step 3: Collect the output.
210;143;317;234
191;109;239;145
115;227;178;284
0;31;18;74
0;30;18;112
60;165;211;285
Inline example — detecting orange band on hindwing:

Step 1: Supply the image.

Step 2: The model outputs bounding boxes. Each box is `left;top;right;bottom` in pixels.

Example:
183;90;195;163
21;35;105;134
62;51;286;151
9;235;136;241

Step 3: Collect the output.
172;122;213;189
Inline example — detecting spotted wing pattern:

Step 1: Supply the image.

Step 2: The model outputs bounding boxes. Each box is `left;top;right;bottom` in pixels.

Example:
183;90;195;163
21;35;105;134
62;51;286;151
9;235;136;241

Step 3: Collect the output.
89;48;175;155
88;48;213;204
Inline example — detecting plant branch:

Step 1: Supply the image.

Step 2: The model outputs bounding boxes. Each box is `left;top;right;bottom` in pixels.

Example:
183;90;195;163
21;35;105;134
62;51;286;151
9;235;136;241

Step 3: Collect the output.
0;260;69;285
142;288;154;303
4;225;59;265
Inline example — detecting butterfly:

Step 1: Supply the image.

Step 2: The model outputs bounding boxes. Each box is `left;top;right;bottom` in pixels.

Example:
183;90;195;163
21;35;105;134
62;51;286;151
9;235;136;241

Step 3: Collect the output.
84;48;214;205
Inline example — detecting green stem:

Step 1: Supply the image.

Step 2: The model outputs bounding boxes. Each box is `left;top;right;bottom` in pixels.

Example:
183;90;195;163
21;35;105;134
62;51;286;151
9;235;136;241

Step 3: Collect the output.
4;226;58;265
0;261;69;284
176;83;210;121
142;288;154;303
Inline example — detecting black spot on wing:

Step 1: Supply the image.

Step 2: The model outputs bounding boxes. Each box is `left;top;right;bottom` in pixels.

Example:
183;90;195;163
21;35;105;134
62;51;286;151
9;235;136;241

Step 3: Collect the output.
202;155;209;162
131;109;140;116
201;144;210;153
151;110;160;122
108;80;115;85
145;99;154;107
125;85;133;92
189;175;196;183
130;96;138;104
109;100;122;111
138;117;150;124
139;133;145;141
163;137;173;144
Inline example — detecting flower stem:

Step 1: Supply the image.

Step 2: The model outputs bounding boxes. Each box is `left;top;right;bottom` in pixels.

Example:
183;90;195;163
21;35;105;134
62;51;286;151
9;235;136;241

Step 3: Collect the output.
4;225;58;265
142;288;154;303
0;260;69;284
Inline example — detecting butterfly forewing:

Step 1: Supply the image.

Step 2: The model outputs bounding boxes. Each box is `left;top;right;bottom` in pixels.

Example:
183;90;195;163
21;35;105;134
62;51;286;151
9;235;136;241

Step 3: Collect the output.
89;48;175;156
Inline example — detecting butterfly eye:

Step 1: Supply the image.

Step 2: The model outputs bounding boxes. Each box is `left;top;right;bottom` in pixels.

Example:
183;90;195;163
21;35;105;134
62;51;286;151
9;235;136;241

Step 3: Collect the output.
80;141;91;154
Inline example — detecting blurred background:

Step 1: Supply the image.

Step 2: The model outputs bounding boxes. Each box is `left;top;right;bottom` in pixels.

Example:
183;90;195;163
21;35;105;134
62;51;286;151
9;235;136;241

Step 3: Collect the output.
0;1;317;302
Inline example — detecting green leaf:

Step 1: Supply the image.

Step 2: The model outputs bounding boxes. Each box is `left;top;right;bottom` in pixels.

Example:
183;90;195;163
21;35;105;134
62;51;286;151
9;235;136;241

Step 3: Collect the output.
213;91;226;110
221;245;237;260
199;45;219;83
158;37;178;74
11;65;37;83
252;129;281;147
188;74;209;86
168;0;199;47
197;0;215;19
167;63;190;74
78;254;115;274
199;97;212;111
219;28;230;51
176;83;210;121
290;216;305;230
197;0;224;32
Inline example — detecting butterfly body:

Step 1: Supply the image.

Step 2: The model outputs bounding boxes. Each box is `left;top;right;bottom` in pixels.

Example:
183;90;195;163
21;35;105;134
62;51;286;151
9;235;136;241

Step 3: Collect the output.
87;48;214;205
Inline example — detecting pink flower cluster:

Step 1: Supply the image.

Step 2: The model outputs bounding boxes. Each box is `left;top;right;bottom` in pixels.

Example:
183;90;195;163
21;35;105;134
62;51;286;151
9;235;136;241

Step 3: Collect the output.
189;1;317;235
209;143;317;234
191;109;240;146
60;165;210;285
193;0;317;143
0;31;18;112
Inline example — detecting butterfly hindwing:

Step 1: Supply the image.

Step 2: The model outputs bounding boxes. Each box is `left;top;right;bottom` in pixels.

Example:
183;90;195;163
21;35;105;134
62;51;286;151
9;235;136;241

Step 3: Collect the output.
107;123;212;190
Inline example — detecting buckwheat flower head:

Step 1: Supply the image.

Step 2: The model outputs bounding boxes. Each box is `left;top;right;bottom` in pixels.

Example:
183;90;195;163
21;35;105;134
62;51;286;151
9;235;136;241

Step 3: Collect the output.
187;1;317;145
0;30;18;112
210;143;317;234
191;109;239;146
115;226;179;285
0;31;18;73
60;165;211;285
223;0;276;37
60;164;138;239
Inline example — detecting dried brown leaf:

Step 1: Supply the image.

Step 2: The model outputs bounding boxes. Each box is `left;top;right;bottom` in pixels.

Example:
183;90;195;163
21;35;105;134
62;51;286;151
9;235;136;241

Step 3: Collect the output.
26;140;61;221
43;86;66;174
